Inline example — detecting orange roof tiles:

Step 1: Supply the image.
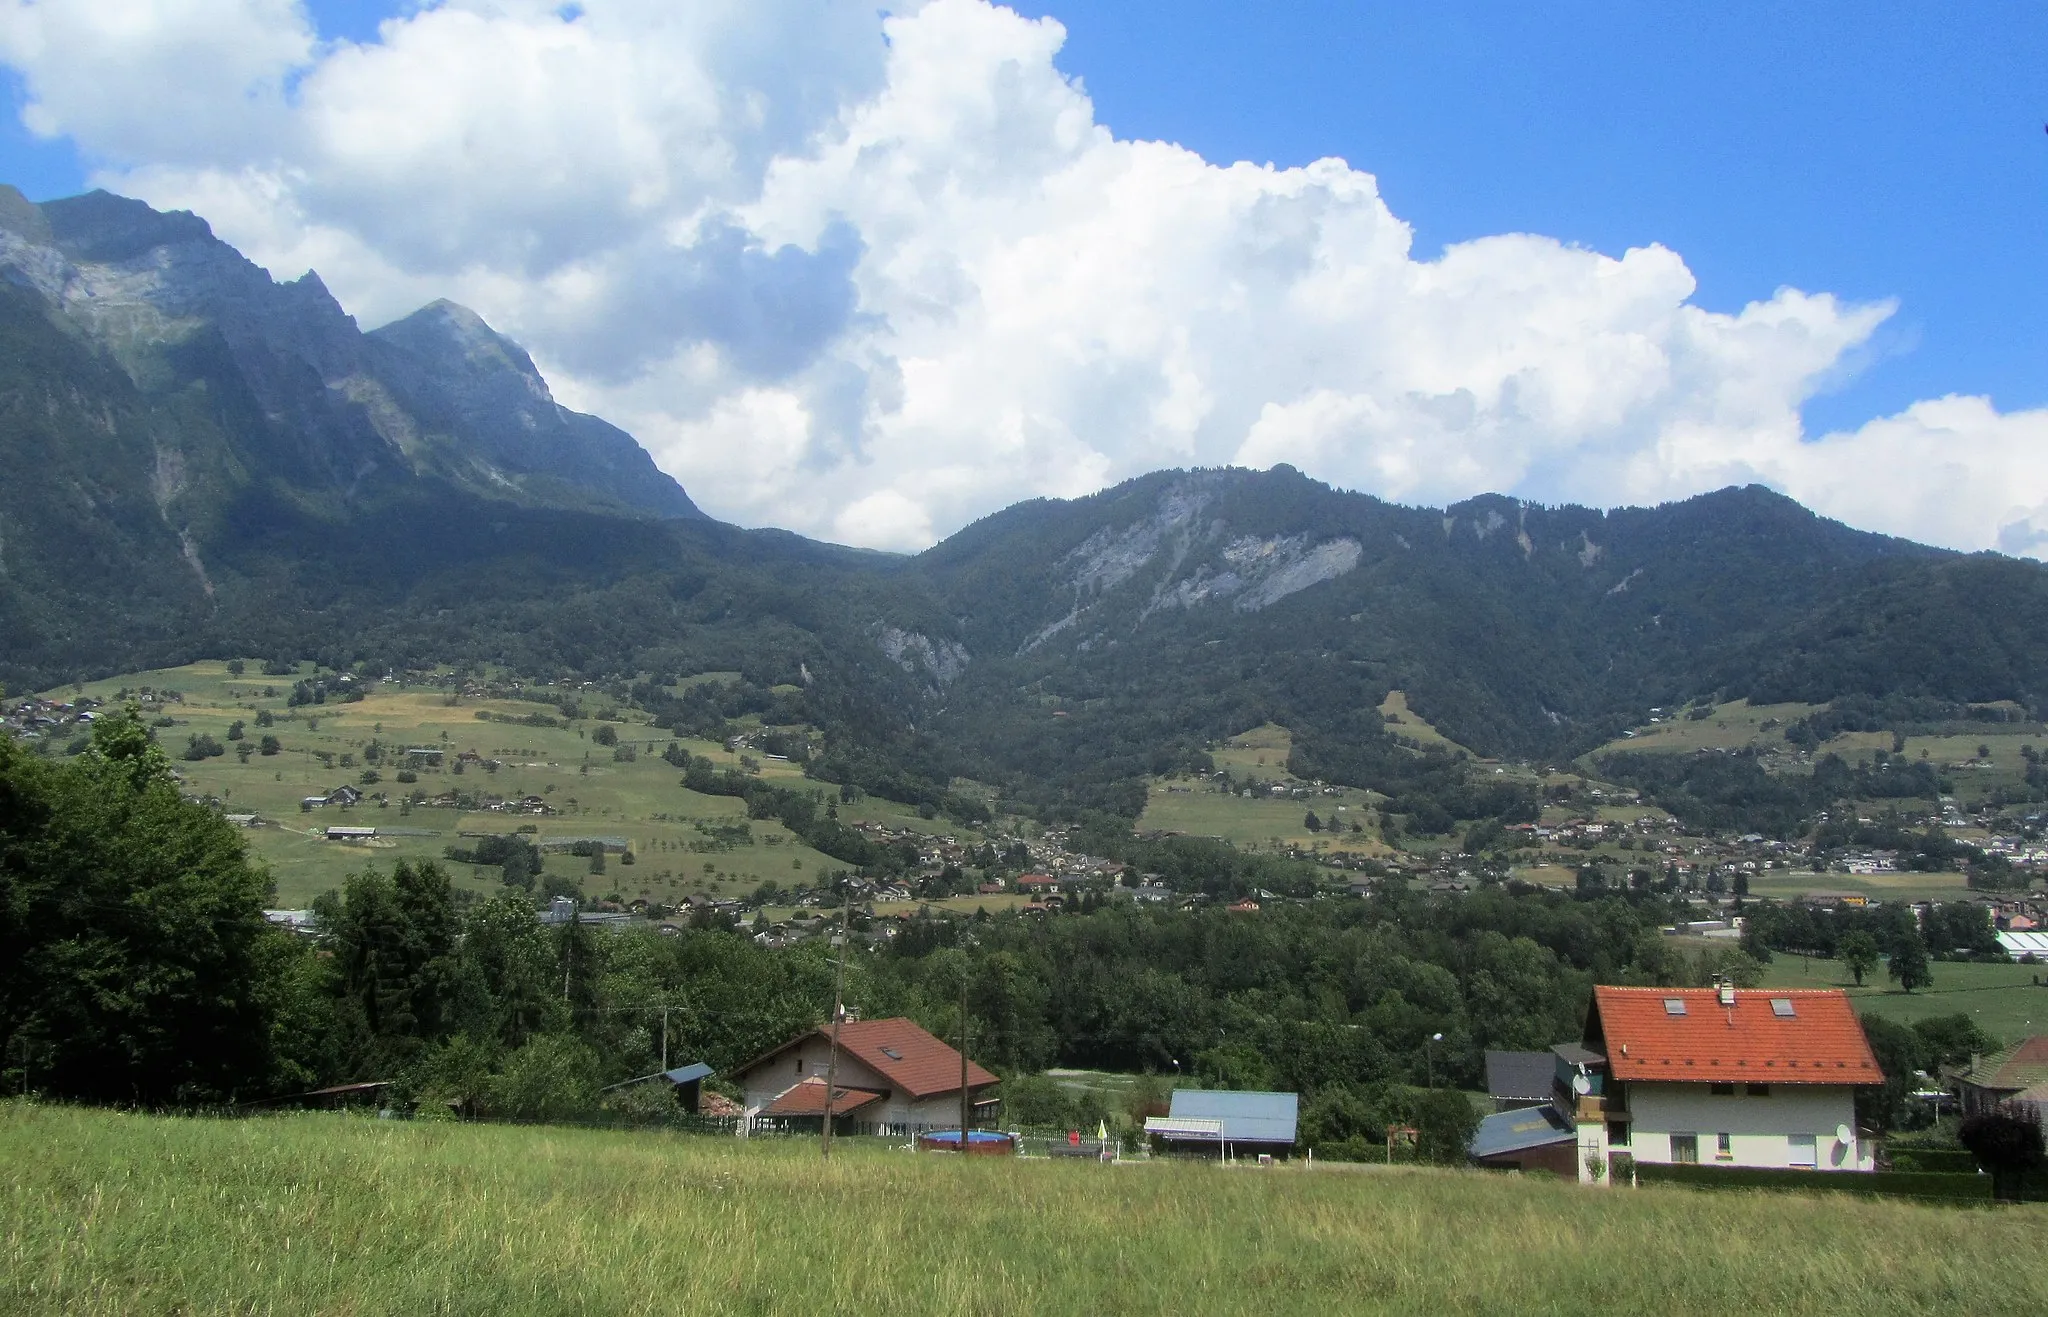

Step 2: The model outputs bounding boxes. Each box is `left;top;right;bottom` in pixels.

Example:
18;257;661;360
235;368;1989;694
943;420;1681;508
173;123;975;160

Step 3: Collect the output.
761;1077;884;1117
1589;986;1881;1085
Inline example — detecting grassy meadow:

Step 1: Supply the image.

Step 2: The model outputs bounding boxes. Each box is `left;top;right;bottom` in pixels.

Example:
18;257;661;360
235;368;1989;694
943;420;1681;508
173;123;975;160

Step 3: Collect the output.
1745;868;1974;903
1376;689;1477;755
1138;722;1391;858
4;1104;2043;1316
1585;699;1820;757
1757;954;2048;1041
41;662;980;908
1585;697;2048;810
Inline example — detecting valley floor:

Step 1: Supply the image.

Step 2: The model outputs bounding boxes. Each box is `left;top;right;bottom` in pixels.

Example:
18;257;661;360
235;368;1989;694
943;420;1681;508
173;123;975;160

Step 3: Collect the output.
3;1105;2041;1316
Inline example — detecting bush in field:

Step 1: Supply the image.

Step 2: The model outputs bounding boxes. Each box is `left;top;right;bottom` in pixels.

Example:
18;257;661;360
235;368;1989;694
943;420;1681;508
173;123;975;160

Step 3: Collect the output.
1297;1083;1481;1165
1960;1104;2046;1201
488;1036;600;1122
601;1076;684;1121
1001;1072;1108;1130
405;1035;499;1120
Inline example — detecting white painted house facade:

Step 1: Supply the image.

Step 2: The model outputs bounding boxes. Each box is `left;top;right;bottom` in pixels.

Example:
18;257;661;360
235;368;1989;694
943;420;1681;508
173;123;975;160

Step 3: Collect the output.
1575;985;1880;1180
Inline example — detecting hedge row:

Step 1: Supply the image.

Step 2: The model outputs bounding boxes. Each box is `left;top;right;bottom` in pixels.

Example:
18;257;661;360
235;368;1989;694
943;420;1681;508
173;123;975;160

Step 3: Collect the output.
1885;1148;1981;1175
1637;1163;1991;1203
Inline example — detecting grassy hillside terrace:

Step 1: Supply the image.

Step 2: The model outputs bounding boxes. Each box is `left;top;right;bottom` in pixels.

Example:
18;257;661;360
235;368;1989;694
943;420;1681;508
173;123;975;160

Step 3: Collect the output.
4;1105;2044;1316
30;661;989;908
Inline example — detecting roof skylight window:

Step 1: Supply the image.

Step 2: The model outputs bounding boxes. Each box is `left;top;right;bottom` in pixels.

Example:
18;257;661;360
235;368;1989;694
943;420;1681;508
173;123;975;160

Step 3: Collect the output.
880;1047;903;1060
1770;999;1796;1017
1663;998;1688;1016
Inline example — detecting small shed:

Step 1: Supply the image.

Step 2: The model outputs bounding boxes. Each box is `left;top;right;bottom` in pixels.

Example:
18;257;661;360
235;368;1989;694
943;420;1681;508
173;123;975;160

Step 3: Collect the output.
599;1061;716;1113
1146;1089;1298;1158
1469;1105;1577;1176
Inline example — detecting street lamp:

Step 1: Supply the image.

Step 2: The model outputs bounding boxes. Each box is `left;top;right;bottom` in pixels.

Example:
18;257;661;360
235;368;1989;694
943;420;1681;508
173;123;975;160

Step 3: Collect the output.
1427;1032;1443;1089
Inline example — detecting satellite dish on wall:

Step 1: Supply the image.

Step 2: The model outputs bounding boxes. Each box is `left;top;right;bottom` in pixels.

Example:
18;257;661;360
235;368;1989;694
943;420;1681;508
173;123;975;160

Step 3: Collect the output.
1571;1074;1592;1097
1836;1124;1853;1144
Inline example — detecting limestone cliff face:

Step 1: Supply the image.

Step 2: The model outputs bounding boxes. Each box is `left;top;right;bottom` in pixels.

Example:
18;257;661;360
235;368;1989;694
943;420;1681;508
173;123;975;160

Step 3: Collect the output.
368;300;701;519
0;186;700;521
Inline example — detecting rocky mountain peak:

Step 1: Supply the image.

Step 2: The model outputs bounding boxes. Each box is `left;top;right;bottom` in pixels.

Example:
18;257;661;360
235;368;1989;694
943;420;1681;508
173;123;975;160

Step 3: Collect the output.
40;189;214;264
370;298;553;408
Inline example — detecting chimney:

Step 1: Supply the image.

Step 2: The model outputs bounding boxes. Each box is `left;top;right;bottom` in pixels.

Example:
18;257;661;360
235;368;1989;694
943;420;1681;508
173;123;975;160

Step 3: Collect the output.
1717;981;1736;1008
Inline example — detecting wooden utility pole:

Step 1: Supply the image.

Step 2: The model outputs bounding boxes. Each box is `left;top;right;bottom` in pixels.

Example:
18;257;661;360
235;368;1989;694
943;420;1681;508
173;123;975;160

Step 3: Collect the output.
958;971;971;1150
821;902;850;1160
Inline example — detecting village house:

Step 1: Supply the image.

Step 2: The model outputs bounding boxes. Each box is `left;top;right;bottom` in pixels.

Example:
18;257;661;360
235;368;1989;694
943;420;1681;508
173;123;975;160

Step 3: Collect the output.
1470;984;1880;1180
1946;1037;2048;1117
1577;984;1879;1176
731;1016;999;1133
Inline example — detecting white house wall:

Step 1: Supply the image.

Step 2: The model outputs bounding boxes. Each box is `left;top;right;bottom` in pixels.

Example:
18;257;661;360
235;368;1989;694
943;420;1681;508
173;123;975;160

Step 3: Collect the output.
1621;1082;1872;1171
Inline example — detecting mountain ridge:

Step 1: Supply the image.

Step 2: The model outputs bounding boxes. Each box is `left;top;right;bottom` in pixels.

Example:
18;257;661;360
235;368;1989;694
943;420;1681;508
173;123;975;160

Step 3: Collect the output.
5;185;2048;828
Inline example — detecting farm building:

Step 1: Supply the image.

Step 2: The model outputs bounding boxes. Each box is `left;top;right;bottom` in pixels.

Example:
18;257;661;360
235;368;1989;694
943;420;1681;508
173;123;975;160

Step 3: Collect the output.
1145;1090;1298;1159
1996;930;2048;959
1945;1037;2048;1117
731;1017;999;1134
1567;984;1880;1180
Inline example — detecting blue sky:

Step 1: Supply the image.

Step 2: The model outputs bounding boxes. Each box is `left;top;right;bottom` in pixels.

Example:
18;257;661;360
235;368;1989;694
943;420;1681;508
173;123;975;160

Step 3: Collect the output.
1;1;2044;550
1011;1;2048;435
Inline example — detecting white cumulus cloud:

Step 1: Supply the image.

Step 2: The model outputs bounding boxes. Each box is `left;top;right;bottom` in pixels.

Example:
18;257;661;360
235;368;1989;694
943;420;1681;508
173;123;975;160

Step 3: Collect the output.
2;0;2044;554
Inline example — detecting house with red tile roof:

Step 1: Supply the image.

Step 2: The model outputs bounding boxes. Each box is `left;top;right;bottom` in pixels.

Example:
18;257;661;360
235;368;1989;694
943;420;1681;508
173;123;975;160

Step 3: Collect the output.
732;1016;1000;1132
1567;985;1880;1180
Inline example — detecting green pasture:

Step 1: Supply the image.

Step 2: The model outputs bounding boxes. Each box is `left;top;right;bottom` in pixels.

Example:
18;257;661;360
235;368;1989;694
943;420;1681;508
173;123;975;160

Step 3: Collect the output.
5;1105;2044;1316
1377;689;1478;756
1138;777;1385;856
1744;869;1980;903
1585;699;1818;758
39;661;983;908
1760;955;2048;1041
1207;721;1296;775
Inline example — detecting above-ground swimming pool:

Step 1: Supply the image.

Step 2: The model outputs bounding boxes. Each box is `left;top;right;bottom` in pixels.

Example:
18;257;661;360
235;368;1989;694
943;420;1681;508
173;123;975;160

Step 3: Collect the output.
915;1130;1017;1155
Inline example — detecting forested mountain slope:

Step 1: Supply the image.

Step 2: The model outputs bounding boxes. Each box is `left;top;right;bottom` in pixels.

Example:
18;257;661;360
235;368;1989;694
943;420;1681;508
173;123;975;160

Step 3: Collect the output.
7;186;2048;822
891;466;2016;810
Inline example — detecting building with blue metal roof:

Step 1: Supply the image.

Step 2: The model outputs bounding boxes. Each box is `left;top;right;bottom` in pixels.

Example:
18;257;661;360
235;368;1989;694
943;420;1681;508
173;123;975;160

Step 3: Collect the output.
1469;1104;1576;1174
1145;1089;1298;1154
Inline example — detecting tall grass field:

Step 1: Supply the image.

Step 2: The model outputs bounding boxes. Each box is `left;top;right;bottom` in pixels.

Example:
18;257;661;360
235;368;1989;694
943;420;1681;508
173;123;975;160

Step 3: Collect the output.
4;1105;2043;1315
